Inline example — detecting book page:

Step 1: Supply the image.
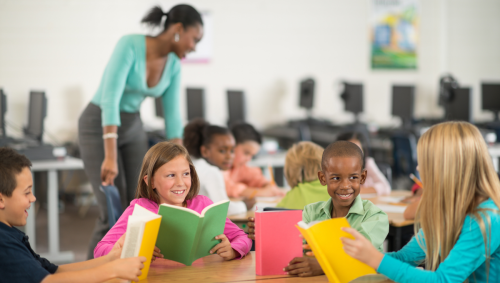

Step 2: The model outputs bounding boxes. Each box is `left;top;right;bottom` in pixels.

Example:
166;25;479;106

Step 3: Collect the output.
200;199;230;216
132;204;161;221
121;216;142;258
195;200;229;260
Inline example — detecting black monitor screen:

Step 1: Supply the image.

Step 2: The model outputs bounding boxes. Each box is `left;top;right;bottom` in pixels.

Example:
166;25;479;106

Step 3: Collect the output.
446;87;472;122
299;78;315;110
187;88;205;121
227;90;245;124
25;91;47;141
481;83;500;111
0;89;6;137
155;97;164;118
342;83;363;114
392;85;415;120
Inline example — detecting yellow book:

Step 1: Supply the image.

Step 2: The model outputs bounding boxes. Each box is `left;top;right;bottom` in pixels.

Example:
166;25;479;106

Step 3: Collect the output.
121;204;162;281
296;218;376;283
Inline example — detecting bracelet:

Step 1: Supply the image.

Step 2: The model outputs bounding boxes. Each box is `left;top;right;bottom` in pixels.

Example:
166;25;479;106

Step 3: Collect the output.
102;133;118;139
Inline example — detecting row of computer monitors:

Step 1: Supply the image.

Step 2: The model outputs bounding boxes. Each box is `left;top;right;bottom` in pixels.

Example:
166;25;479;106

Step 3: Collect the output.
156;82;500;125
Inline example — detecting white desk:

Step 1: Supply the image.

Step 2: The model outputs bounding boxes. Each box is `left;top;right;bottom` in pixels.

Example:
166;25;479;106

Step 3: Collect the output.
27;156;84;263
488;144;500;172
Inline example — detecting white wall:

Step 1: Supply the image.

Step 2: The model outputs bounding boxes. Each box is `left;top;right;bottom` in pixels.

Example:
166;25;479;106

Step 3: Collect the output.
0;0;499;144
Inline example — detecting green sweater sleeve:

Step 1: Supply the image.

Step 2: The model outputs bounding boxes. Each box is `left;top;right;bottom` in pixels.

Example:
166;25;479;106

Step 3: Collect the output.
161;65;182;139
378;210;500;282
99;36;136;127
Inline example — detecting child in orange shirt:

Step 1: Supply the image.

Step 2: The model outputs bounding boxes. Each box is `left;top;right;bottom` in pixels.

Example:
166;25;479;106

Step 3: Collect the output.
223;123;284;198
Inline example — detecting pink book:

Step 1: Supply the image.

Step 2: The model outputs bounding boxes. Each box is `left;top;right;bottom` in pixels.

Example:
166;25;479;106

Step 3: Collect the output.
255;209;303;275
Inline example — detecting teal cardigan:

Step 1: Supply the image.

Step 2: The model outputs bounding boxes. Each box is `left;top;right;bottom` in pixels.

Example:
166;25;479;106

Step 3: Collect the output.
91;34;182;139
378;198;500;282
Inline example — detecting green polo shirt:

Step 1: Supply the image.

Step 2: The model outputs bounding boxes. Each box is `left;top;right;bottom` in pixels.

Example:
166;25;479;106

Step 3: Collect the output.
302;195;389;252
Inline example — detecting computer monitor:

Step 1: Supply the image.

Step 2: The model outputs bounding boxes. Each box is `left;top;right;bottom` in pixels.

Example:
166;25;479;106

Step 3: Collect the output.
444;87;472;122
340;82;363;122
481;83;500;121
392;85;415;128
186;88;205;121
299;78;315;110
0;89;6;137
227;90;245;126
24;91;47;142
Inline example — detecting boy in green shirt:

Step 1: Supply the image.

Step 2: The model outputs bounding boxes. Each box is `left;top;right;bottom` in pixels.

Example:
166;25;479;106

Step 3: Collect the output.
284;140;389;277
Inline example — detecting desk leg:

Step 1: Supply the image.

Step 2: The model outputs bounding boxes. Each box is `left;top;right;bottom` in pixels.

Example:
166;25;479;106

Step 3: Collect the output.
26;172;36;250
39;169;74;263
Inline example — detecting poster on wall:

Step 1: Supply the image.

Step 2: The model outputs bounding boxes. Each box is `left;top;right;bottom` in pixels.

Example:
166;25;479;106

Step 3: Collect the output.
370;0;418;69
183;12;212;63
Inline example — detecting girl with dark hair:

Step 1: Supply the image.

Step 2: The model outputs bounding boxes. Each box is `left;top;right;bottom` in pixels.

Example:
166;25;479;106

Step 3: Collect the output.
183;119;255;215
336;132;391;195
224;123;285;198
78;4;203;258
94;142;251;261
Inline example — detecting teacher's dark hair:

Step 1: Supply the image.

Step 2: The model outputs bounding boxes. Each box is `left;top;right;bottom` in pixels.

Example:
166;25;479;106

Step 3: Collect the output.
183;118;232;159
141;4;203;32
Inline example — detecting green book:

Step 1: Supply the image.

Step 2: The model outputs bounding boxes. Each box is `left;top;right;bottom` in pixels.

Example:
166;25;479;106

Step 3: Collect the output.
155;199;230;265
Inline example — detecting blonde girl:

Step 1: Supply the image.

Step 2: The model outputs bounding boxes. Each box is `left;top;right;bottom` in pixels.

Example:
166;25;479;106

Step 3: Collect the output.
340;121;500;282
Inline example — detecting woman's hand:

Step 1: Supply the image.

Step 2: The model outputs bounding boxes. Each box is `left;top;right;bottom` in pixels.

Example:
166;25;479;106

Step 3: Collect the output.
284;256;324;277
210;234;237;261
341;227;384;270
247;217;255;240
101;157;118;186
109;256;146;282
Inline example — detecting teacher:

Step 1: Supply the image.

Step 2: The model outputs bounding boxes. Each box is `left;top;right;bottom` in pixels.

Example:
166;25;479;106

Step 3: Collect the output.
78;4;203;259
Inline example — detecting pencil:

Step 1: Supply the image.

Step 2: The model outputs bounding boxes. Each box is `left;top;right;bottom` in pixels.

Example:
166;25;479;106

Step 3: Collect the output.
409;173;423;188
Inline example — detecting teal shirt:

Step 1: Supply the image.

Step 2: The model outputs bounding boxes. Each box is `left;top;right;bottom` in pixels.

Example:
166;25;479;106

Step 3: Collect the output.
378;198;500;283
91;34;182;139
276;180;330;210
302;196;389;252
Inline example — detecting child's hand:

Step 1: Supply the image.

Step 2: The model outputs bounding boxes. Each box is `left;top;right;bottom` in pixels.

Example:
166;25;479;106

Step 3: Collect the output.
109;233;126;261
341;227;384;270
152;246;164;262
247;217;255;240
284;256;324;277
110;256;146;282
210;234;236;261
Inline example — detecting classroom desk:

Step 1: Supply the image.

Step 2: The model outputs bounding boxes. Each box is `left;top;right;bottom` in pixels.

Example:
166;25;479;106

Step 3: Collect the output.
105;252;393;283
27;156;84;263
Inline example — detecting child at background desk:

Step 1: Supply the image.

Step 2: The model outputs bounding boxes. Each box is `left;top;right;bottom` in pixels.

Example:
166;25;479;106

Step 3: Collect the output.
0;148;145;283
336;132;391;196
94;142;251;261
183;118;254;215
224;123;284;198
341;122;500;282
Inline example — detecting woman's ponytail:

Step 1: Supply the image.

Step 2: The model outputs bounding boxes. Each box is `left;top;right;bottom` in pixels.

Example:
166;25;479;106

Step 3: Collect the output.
141;6;166;28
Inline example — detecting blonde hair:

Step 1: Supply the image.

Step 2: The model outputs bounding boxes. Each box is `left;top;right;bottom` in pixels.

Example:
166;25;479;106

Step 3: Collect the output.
135;142;200;205
415;121;500;276
284;141;324;188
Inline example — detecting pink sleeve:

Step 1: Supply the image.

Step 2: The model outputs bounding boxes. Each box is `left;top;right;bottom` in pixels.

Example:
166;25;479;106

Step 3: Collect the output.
93;204;135;258
365;158;391;196
223;218;252;259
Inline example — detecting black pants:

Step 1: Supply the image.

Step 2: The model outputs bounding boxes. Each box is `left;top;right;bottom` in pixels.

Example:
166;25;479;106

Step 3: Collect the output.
78;103;148;259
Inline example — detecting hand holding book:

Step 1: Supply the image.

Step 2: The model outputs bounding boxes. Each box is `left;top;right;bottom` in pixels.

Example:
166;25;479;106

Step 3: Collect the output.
209;234;237;261
340;227;384;270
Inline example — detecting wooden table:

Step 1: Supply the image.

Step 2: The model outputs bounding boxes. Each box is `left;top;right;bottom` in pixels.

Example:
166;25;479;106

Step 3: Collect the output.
106;252;393;283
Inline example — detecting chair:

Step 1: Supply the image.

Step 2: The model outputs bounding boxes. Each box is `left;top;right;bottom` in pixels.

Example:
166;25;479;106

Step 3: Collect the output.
390;131;418;177
100;185;123;228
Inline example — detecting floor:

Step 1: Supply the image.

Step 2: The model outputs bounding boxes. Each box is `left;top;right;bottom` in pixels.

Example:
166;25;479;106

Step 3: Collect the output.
34;202;99;262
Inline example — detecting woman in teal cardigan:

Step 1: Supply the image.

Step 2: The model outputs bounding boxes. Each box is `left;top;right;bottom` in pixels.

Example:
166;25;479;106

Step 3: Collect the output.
78;4;203;259
340;122;500;282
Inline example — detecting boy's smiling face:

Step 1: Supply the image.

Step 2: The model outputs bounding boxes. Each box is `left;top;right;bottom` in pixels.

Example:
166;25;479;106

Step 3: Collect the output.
0;167;36;227
318;156;367;213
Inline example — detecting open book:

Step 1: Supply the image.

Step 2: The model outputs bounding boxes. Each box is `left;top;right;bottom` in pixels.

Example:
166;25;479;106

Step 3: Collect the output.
156;200;229;265
296;218;376;283
121;204;162;281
